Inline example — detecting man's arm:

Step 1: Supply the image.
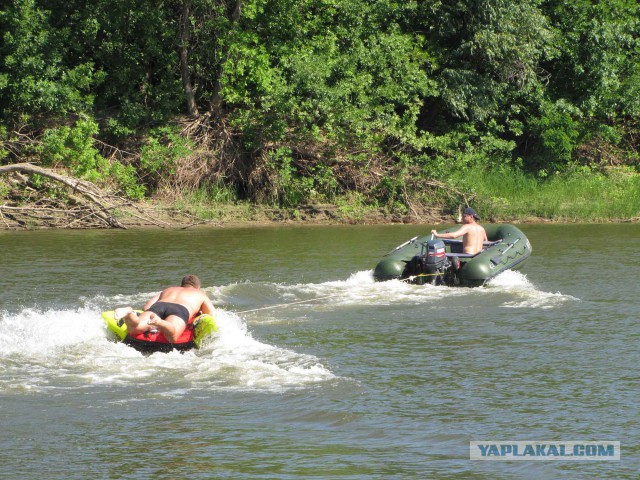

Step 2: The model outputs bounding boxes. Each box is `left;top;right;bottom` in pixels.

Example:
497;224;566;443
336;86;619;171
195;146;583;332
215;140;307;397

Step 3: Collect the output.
199;293;215;315
432;225;470;239
143;292;161;310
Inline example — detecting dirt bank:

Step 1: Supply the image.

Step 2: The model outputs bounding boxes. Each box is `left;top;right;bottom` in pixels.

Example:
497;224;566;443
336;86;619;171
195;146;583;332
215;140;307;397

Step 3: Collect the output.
112;201;455;230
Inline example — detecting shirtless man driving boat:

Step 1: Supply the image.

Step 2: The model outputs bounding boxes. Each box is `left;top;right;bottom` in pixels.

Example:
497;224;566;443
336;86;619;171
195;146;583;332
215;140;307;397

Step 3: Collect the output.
431;207;488;255
114;274;215;343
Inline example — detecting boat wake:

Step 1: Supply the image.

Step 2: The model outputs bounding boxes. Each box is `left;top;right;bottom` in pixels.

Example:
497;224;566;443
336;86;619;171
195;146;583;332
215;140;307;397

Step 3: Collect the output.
215;269;577;318
0;302;335;394
0;270;574;394
484;270;579;309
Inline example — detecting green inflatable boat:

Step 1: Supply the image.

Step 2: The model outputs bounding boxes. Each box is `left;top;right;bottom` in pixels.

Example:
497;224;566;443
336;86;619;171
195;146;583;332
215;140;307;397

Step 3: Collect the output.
373;224;532;287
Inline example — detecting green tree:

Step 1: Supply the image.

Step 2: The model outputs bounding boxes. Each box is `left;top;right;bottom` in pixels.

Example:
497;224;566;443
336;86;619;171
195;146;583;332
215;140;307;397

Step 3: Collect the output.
544;0;640;119
0;0;97;122
530;0;640;170
404;0;556;176
419;0;555;122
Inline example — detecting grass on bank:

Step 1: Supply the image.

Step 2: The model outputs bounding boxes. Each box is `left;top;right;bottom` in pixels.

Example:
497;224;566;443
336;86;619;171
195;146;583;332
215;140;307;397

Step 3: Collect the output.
164;165;640;225
169;187;384;224
450;166;640;222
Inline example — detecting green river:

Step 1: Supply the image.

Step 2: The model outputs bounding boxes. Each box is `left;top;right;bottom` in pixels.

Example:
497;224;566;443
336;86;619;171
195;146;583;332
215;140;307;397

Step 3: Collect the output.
1;224;638;478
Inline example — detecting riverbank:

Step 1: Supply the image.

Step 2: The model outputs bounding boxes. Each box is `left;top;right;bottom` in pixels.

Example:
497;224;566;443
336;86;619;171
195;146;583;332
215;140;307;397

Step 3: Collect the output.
2;195;638;231
3;156;638;231
97;200;453;230
55;198;640;231
93;166;640;230
105;174;640;229
1;162;639;230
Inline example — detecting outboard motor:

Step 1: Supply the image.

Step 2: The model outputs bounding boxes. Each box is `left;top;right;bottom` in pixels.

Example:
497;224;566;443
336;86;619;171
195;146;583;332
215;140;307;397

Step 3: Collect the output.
404;239;449;285
425;239;447;270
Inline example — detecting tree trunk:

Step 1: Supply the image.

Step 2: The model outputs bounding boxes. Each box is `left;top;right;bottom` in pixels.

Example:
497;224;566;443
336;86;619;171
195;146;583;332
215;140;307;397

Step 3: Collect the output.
180;0;199;117
231;0;242;22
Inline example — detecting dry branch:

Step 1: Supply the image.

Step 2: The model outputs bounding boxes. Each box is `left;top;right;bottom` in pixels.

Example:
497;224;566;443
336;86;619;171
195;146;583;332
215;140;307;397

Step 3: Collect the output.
0;162;126;229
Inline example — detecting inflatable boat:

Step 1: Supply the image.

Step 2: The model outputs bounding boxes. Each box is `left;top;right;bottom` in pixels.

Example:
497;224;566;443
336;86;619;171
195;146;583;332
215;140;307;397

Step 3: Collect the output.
373;224;532;287
102;310;217;353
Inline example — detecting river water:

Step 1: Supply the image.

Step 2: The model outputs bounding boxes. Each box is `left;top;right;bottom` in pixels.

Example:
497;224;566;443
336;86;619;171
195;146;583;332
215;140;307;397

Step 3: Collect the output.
0;224;638;478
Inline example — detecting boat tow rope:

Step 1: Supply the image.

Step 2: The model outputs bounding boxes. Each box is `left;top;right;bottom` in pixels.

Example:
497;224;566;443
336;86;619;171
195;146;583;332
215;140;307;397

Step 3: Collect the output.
402;272;444;282
237;294;337;314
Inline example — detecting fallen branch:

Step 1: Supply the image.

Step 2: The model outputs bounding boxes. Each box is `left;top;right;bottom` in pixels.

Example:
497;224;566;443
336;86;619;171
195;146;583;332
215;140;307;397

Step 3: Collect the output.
0;162;126;229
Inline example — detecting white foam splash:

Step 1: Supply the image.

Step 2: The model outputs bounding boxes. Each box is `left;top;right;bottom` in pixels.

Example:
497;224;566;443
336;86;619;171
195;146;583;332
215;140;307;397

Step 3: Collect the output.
0;306;105;357
251;270;475;309
485;269;532;288
230;269;577;313
0;305;335;393
485;270;579;309
0;270;576;393
193;309;335;391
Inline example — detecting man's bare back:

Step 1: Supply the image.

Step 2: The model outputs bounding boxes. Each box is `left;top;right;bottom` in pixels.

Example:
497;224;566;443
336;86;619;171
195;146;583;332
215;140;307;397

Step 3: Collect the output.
458;223;488;254
115;275;214;343
145;286;213;318
431;207;488;255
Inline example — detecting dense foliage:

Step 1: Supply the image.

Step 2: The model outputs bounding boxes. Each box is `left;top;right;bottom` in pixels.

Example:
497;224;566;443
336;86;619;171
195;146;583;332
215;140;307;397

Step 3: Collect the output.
1;0;638;212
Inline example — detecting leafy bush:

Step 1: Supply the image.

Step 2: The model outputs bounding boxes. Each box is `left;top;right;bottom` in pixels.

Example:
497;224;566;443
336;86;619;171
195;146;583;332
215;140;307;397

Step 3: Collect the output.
139;126;194;188
266;147;315;207
108;162;145;199
530;100;582;173
37;118;107;182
